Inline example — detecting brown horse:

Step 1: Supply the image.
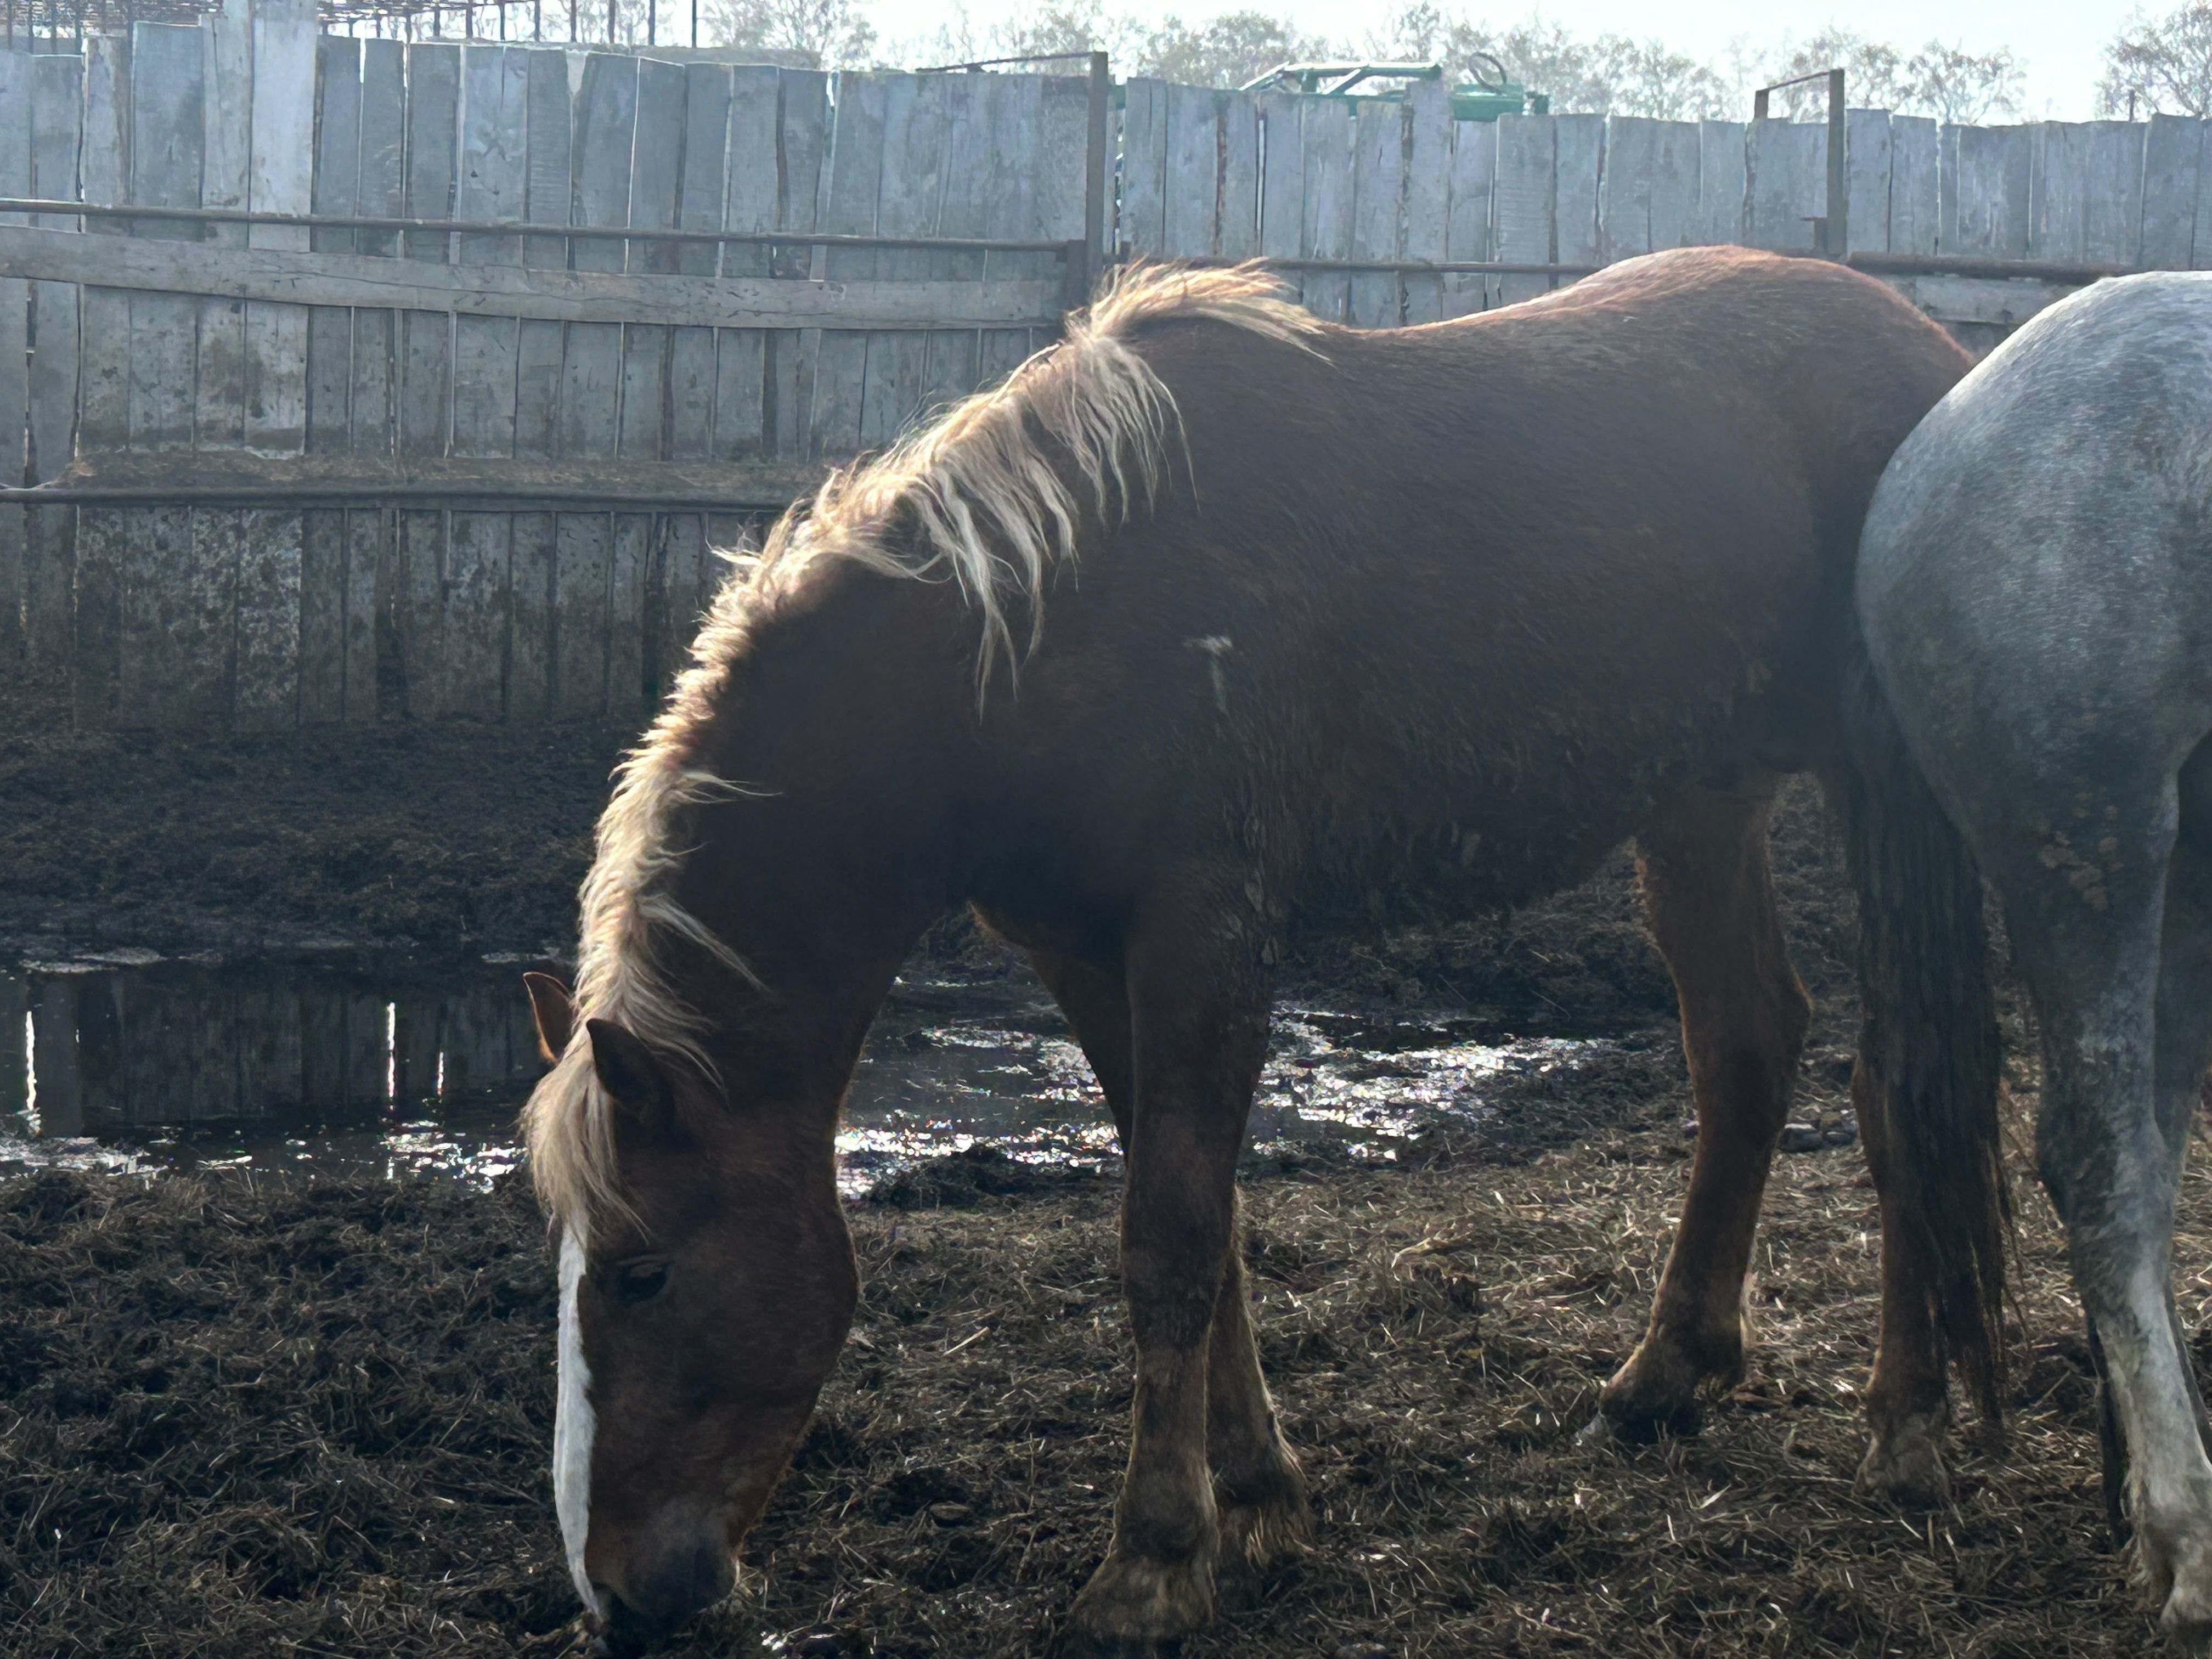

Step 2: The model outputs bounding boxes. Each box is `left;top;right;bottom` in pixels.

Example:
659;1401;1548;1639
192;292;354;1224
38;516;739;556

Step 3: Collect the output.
521;248;2006;1656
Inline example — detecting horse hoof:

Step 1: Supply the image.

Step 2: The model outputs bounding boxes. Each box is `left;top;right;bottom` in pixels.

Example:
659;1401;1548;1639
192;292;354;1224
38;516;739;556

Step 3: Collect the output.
1214;1486;1313;1613
1855;1410;1951;1508
1599;1332;1731;1440
1061;1547;1215;1655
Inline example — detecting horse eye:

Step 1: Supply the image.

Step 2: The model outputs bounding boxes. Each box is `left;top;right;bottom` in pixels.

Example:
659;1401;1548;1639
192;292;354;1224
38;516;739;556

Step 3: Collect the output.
612;1260;671;1306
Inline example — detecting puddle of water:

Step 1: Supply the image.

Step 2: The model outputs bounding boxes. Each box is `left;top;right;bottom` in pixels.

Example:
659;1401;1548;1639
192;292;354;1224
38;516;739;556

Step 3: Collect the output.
0;954;1620;1193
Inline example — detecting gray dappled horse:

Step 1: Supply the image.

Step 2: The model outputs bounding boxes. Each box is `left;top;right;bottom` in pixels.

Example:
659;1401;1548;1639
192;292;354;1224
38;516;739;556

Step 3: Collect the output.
1858;270;2212;1639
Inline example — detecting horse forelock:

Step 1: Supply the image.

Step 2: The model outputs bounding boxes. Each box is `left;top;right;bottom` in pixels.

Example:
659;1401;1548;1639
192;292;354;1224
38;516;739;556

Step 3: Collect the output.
524;263;1319;1242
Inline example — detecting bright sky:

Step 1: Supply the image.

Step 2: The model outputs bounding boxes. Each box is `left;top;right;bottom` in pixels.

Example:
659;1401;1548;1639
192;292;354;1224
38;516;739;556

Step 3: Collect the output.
898;0;2118;120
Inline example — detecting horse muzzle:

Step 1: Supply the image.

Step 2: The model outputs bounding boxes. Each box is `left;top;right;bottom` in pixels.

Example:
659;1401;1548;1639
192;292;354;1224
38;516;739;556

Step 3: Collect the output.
586;1538;736;1656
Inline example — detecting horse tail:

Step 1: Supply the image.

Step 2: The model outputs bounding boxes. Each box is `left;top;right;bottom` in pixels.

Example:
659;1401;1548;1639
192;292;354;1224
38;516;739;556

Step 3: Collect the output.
1832;612;2011;1424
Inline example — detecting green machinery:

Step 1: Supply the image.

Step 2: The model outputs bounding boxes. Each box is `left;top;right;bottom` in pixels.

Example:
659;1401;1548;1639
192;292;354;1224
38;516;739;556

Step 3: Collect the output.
1238;53;1549;121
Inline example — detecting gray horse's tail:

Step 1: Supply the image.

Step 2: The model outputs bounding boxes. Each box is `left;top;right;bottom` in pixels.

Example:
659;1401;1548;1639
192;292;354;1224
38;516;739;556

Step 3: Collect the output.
1833;619;2010;1423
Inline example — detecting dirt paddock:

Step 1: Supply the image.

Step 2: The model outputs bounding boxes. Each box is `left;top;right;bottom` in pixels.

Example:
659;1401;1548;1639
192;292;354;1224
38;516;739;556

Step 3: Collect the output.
1;705;2205;1657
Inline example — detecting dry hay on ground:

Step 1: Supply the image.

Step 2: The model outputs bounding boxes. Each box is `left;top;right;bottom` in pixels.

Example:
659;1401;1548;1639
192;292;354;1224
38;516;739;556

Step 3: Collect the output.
3;1060;2204;1658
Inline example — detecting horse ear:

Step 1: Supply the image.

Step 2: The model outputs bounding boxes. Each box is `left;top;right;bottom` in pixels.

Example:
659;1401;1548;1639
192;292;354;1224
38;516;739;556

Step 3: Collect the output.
523;972;575;1063
586;1018;673;1121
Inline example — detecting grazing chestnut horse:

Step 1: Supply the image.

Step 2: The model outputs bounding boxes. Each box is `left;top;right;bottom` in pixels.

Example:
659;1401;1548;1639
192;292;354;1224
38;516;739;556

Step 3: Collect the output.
521;249;2002;1656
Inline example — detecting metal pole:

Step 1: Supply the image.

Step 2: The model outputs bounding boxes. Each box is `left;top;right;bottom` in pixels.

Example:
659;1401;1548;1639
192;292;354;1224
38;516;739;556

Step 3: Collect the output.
1825;67;1847;258
646;0;652;43
1752;86;1769;121
1081;50;1110;294
605;0;612;43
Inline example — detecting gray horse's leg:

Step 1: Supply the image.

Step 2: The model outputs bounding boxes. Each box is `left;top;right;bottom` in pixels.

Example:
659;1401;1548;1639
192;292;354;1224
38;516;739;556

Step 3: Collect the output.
2004;780;2212;1640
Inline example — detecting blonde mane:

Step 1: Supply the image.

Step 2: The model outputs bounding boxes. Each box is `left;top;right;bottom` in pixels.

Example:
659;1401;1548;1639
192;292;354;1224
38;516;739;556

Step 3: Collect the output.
522;263;1324;1244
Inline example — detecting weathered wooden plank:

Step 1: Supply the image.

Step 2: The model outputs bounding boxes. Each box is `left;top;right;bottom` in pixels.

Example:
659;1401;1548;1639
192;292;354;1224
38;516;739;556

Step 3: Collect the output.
358;39;407;250
0;974;26;1122
1694;120;1746;245
25;52;80;680
33;976;84;1137
1348;99;1404;329
1161;81;1217;259
342;508;380;721
1399;85;1451;324
1257;92;1305;266
307;36;361;456
70;505;122;726
233;506;302;730
1747;118;1823;252
1602;115;1658;262
397;509;445;716
75;35;131;462
1889;116;1939;257
246;0;314;458
769;69;830;460
656;513;706;691
453;44;526;460
1442;118;1494;317
350;40;406;460
2030;121;2143;265
0;55;26;673
339;991;388;1111
917;71;989;420
1025;72;1090;354
510;509;554;720
128;23;207;456
1216;87;1260;264
1649;120;1700;250
300;509;345;722
516;46;573;462
1492;112;1553;307
442;511;509;716
552;52;633;709
562;52;636;462
709;63;776;459
979;76;1044;387
1845;108;1892;255
860;74;946;450
811;71;888;455
670;62;730;461
2029;122;2085;261
1554;114;1603;287
196;0;252;454
117;506;224;728
1119;77;1167;257
554;511;610;718
1946;123;2031;257
402;43;460;460
1299;97;1353;321
2140;114;2205;269
618;57;687;462
608;512;650;716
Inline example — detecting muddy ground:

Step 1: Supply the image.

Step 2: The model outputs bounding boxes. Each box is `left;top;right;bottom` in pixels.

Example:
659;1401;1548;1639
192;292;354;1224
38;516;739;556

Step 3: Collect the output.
0;695;2186;1656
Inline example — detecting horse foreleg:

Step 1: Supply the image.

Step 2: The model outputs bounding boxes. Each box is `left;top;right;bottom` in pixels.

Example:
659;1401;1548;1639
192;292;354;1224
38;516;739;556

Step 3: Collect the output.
1028;944;1311;1611
1054;896;1271;1656
1601;778;1810;1435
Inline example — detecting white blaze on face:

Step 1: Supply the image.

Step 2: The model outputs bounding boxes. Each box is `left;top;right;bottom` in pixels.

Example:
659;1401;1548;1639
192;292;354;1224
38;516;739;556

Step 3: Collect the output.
556;1229;603;1618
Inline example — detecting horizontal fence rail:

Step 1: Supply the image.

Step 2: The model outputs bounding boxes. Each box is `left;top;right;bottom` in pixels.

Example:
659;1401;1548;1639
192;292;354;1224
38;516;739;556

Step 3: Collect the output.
1;8;2205;735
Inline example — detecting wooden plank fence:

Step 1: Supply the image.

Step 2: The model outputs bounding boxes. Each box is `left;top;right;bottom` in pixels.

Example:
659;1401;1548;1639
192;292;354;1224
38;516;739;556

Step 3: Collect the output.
0;19;2204;729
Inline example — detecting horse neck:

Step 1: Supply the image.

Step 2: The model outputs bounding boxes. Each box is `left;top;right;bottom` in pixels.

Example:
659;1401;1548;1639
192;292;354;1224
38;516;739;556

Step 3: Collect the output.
675;566;972;1071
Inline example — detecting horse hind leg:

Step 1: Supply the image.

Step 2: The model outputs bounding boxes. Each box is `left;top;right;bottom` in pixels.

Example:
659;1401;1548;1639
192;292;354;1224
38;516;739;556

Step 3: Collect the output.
2008;765;2212;1641
1600;776;1812;1434
1026;942;1311;1636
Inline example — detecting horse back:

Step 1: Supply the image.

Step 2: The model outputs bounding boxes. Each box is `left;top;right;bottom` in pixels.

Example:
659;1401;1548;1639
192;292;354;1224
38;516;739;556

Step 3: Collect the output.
956;249;1968;939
